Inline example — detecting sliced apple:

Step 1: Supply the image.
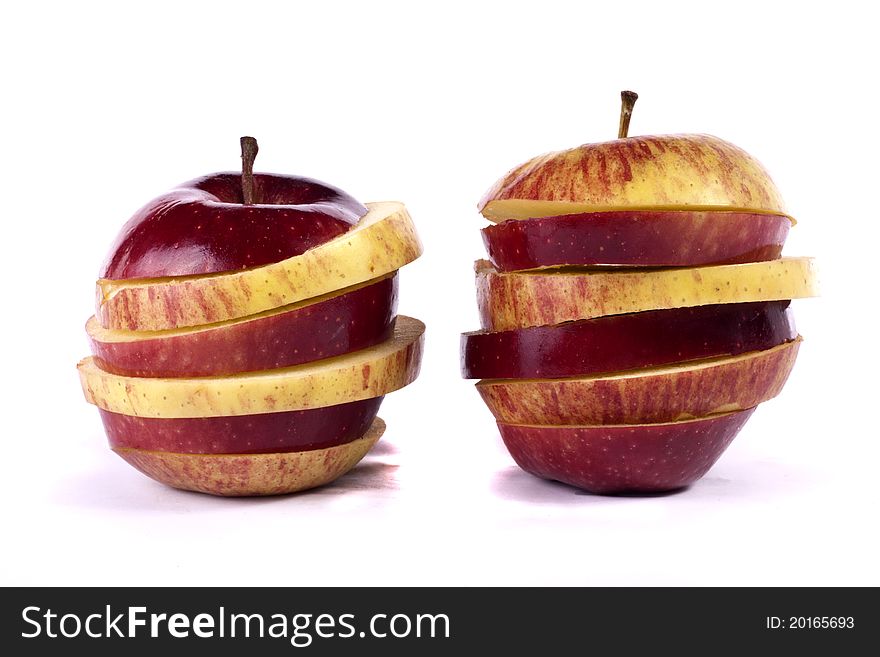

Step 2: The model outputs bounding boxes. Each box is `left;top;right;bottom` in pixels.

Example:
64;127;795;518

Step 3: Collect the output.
115;417;385;496
477;257;818;331
477;339;799;425
78;316;424;418
97;201;422;331
462;301;794;379
479;134;790;222
482;210;790;271
101;396;382;454
497;409;755;494
88;274;397;377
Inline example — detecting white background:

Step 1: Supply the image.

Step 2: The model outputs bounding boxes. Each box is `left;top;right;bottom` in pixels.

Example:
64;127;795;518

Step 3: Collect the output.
1;0;877;586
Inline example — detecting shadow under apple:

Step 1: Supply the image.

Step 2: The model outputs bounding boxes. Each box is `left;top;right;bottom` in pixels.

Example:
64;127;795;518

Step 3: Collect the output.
490;466;690;504
55;450;400;512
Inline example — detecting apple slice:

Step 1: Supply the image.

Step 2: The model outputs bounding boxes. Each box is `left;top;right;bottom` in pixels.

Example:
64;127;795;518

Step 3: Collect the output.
477;339;799;425
100;396;382;454
478;134;790;222
88;274;397;377
97;201;422;331
497;409;755;494
115;417;386;496
102;172;367;279
482;210;790;271
477;257;818;331
462;301;794;379
78;316;424;418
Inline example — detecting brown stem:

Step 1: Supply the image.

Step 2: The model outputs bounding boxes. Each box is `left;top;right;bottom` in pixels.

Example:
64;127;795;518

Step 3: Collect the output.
240;136;259;205
618;91;638;138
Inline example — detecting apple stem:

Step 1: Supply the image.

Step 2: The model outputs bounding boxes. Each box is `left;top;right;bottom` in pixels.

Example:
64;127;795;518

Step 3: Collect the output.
618;91;638;139
240;136;259;205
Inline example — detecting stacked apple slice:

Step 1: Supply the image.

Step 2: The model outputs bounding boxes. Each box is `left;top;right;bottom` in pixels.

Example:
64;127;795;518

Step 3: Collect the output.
78;139;424;496
461;93;818;493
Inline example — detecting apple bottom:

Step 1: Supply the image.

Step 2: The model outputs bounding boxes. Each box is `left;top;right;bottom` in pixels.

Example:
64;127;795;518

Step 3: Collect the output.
100;397;383;454
498;410;754;494
113;418;386;497
477;339;800;425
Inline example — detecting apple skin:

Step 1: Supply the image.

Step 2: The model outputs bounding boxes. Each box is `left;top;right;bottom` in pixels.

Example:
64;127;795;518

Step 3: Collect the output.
477;339;799;425
462;301;795;379
97;202;422;331
476;257;819;331
114;418;386;496
88;274;397;377
101;173;367;279
78;315;425;418
482;210;790;271
100;396;382;454
478;134;789;221
497;409;755;494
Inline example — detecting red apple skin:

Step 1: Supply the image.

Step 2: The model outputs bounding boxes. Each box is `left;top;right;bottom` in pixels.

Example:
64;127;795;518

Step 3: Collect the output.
461;301;795;379
89;274;398;377
478;134;787;216
482;210;789;271
497;408;755;494
477;339;800;425
100;397;382;454
101;173;367;279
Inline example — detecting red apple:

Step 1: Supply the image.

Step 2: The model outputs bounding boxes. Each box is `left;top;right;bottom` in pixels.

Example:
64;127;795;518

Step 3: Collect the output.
100;397;382;454
477;339;800;425
102;165;367;279
88;274;397;377
478;132;790;222
464;94;815;495
79;138;425;497
114;417;386;496
497;409;755;493
482;210;790;271
461;301;795;379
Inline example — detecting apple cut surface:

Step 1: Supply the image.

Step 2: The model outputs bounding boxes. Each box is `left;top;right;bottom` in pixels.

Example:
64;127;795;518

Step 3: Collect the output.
101;396;382;454
497;409;755;494
479;134;790;222
482;210;790;271
97;201;422;331
462;301;794;379
78;316;425;418
477;257;818;331
88;274;397;377
477;339;800;425
115;417;386;496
